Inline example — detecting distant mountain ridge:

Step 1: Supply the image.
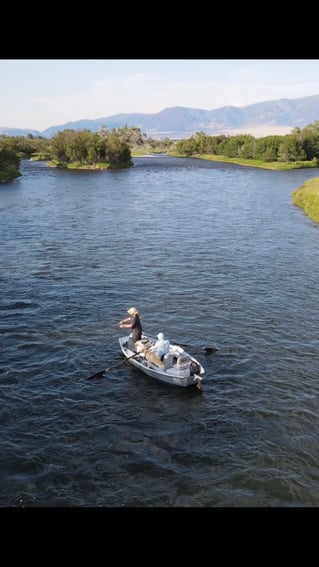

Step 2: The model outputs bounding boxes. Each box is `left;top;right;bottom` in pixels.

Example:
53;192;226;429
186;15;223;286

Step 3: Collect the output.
2;94;319;139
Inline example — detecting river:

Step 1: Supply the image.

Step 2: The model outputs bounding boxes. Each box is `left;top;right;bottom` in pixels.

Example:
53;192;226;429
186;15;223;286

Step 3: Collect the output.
1;156;319;507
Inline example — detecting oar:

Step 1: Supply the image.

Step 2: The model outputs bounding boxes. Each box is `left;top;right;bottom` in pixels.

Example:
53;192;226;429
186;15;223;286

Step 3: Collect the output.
88;353;138;380
175;342;218;354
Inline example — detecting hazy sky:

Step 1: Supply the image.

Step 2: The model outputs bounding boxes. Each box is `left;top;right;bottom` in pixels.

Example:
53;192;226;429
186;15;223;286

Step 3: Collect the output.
1;59;319;131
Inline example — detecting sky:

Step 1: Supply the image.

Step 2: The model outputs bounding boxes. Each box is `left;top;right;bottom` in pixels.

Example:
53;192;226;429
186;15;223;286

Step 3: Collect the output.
1;59;319;132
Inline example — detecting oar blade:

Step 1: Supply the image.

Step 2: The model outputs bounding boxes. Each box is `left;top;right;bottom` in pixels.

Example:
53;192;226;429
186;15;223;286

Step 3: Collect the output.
203;346;219;354
88;369;105;380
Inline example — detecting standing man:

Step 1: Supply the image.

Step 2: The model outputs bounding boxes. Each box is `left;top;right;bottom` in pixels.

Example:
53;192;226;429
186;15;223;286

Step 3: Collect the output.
118;307;142;351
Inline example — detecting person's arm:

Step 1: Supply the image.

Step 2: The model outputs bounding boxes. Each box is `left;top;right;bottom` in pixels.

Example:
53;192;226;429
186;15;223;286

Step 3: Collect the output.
119;316;134;329
119;322;131;328
151;339;160;352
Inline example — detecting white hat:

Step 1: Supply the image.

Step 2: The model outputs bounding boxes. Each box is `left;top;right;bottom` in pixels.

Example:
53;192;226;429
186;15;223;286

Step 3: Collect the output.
157;332;164;340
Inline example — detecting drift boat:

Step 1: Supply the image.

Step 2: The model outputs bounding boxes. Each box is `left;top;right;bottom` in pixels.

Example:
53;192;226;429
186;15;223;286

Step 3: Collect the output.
119;334;205;389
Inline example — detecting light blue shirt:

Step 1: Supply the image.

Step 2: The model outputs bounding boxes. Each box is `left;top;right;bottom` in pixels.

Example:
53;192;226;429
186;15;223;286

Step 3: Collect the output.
153;338;170;359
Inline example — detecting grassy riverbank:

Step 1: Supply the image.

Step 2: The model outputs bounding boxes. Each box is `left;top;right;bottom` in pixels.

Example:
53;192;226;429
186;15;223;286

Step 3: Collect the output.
291;178;319;223
47;160;132;170
179;153;319;171
132;147;319;171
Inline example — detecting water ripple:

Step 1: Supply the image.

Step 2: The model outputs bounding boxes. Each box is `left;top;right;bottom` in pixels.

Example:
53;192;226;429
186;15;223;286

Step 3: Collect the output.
1;157;319;506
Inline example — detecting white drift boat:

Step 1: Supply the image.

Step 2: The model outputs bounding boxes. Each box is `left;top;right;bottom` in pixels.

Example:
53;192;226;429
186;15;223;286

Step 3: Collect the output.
119;334;205;389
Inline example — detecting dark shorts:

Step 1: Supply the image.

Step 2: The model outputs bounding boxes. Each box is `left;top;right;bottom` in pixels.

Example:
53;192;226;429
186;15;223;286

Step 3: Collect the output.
132;329;142;343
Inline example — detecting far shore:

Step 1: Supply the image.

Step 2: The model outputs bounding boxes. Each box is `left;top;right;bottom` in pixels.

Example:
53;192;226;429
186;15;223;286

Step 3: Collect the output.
167;152;319;171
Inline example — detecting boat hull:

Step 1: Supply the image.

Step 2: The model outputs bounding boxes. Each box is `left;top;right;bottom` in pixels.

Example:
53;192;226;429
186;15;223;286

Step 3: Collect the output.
119;334;205;388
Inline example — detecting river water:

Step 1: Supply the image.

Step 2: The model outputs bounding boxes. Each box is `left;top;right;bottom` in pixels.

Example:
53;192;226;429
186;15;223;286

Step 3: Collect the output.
1;156;319;507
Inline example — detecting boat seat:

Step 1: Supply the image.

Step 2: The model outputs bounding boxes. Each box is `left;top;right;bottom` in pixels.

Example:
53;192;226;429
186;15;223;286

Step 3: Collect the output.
163;352;175;370
176;355;190;370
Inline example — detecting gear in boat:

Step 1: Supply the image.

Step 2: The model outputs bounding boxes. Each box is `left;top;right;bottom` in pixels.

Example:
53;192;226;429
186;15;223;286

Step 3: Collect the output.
119;334;205;389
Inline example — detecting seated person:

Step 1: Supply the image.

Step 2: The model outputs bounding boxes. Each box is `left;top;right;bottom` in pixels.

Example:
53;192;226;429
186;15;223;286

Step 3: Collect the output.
145;332;170;367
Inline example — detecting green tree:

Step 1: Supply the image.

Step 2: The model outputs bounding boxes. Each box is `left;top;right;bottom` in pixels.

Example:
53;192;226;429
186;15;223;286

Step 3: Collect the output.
299;122;319;160
50;130;72;164
105;131;131;164
278;134;306;162
0;141;20;181
255;136;282;162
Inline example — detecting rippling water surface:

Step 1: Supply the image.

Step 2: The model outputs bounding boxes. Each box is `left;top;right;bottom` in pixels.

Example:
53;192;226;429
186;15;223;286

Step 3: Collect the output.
1;156;319;507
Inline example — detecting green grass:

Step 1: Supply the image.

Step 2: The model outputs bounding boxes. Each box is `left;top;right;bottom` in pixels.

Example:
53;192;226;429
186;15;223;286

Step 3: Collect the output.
191;154;319;170
65;162;112;170
291;178;319;223
47;161;132;170
126;144;319;170
30;153;51;161
131;147;169;156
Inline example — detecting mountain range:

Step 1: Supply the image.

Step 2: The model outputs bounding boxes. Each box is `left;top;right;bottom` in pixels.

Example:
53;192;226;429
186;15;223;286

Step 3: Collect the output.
2;94;319;139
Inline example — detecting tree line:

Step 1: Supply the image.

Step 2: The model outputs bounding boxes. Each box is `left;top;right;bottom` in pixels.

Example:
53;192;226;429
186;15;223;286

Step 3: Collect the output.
174;121;319;163
2;120;319;182
0;126;145;181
